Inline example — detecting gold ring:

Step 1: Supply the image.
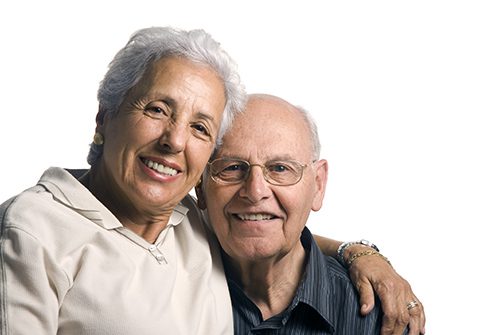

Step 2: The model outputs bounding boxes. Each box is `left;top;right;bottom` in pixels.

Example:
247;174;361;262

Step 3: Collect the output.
406;300;419;310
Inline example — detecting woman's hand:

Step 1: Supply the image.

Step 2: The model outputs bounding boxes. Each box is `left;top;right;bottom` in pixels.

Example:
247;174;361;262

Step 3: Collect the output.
347;245;425;335
313;235;425;335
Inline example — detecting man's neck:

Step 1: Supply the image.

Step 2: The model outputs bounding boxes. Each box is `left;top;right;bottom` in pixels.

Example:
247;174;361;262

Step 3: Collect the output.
225;242;307;320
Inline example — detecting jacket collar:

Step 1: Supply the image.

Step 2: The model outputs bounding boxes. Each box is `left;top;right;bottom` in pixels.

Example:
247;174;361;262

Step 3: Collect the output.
37;167;188;230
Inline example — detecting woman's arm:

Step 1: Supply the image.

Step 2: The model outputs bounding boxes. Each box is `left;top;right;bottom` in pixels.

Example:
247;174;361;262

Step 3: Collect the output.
0;197;64;335
1;230;63;334
314;235;425;335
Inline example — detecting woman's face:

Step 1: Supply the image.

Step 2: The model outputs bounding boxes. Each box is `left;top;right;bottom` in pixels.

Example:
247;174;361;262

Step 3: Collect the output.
96;56;226;217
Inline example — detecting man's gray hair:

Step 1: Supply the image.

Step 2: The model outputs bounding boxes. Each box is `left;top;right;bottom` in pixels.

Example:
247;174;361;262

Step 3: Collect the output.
87;26;246;165
295;105;321;160
207;96;321;164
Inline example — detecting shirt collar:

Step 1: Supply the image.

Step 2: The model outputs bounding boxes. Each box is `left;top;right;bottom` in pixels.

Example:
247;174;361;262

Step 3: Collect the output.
226;226;337;332
290;227;336;331
37;167;189;230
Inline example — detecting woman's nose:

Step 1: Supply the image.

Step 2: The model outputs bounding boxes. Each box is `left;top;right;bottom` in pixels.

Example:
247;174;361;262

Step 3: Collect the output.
158;123;188;153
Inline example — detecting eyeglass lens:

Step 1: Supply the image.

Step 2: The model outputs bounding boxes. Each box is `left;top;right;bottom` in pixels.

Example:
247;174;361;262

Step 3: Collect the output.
210;159;304;185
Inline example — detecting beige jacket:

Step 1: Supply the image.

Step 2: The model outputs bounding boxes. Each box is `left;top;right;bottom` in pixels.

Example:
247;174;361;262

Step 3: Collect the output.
0;167;232;335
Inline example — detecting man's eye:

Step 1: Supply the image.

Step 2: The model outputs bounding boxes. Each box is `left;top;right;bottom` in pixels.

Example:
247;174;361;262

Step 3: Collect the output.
223;163;245;172
268;164;289;173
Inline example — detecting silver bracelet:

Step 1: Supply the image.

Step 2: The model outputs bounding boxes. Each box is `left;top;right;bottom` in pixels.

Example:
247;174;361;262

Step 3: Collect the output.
336;239;379;267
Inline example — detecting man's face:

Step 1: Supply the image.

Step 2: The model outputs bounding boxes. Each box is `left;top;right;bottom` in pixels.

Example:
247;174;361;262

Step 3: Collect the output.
201;96;328;262
97;56;226;216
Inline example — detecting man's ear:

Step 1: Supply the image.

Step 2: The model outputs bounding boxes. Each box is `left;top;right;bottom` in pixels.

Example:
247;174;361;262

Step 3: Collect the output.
311;159;328;212
195;177;207;209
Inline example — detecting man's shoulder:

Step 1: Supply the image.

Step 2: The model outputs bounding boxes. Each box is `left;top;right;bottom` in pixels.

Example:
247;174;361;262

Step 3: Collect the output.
319;253;359;293
305;231;351;285
306;233;360;296
323;254;351;280
302;233;384;333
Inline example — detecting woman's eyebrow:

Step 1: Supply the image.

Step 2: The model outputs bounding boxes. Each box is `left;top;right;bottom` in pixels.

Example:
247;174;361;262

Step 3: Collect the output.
195;111;215;123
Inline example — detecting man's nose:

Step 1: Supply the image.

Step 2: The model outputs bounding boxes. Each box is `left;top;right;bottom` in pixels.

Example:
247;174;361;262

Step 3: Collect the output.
238;165;272;203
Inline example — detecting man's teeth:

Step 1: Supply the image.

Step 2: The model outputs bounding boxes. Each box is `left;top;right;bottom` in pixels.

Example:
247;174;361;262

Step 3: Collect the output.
144;159;179;176
237;214;273;221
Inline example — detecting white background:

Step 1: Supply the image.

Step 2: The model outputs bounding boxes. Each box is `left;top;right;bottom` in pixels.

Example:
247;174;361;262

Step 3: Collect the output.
1;1;499;333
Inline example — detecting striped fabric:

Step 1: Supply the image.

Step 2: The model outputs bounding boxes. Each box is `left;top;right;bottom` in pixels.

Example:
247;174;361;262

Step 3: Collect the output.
227;227;397;335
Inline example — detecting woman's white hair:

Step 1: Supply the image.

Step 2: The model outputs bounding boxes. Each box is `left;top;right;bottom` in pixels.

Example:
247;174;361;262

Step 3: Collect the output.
88;26;246;165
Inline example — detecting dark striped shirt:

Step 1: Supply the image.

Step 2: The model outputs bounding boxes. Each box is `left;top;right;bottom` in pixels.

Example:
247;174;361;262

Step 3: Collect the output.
227;227;388;335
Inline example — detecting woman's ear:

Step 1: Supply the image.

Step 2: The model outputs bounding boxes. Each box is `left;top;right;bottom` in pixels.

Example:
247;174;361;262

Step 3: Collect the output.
195;177;206;209
96;105;107;125
95;105;109;136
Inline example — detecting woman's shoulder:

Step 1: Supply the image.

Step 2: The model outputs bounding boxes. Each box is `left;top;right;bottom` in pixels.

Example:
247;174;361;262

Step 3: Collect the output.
0;167;93;241
0;183;65;234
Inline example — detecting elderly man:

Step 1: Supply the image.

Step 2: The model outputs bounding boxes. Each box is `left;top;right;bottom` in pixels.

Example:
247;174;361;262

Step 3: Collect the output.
196;94;415;334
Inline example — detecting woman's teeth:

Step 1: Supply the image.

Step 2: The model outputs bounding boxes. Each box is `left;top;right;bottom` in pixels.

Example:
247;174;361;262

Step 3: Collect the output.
144;159;178;176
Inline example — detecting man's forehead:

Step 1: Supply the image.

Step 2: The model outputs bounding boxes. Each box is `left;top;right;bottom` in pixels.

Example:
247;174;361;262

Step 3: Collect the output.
219;120;310;161
234;100;302;130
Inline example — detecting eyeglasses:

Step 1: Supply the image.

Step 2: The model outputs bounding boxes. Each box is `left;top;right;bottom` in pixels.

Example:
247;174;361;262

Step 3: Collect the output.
208;158;314;186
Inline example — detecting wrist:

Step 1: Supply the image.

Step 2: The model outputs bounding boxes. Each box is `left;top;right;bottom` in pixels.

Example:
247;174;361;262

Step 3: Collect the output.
346;249;391;268
336;239;379;267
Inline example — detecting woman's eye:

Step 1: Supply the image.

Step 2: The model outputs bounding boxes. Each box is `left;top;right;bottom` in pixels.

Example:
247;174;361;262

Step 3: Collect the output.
143;106;165;118
147;106;164;114
192;124;207;133
143;102;171;118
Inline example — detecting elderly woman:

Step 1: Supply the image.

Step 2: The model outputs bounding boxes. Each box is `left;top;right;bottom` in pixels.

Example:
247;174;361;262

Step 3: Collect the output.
0;27;423;334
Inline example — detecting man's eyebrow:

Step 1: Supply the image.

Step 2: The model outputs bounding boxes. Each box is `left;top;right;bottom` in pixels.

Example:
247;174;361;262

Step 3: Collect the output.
266;154;296;161
216;154;298;162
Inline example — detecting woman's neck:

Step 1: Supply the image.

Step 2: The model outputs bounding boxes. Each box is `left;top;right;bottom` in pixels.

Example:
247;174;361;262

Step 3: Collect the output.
79;168;172;244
